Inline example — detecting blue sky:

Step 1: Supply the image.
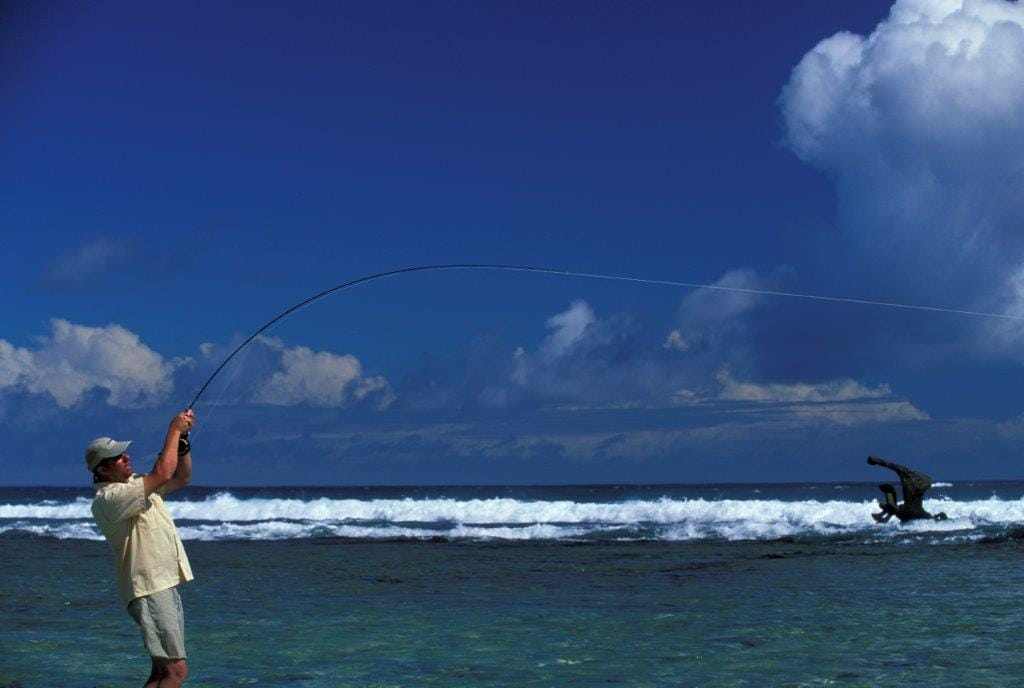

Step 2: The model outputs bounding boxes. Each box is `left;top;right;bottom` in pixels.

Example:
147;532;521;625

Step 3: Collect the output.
4;0;1024;485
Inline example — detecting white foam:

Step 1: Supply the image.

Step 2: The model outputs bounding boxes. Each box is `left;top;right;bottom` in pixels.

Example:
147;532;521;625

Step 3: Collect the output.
160;494;884;528
4;492;1024;541
0;496;93;519
0;521;105;540
0;517;593;542
2;521;432;542
178;521;588;541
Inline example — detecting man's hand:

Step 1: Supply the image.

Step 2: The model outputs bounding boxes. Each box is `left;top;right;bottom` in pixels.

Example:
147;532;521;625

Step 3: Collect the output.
170;409;195;435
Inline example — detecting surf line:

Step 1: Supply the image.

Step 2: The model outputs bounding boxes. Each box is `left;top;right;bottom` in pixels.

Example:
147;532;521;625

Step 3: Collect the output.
187;262;1024;409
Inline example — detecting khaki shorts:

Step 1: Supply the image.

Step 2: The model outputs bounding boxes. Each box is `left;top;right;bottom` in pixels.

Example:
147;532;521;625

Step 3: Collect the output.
127;587;186;659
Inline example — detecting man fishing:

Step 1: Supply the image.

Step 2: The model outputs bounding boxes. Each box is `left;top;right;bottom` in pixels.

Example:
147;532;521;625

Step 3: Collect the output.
87;409;196;688
867;455;947;523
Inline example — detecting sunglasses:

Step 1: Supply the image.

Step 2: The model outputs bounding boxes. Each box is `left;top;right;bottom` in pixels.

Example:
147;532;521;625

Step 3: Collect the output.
99;453;129;468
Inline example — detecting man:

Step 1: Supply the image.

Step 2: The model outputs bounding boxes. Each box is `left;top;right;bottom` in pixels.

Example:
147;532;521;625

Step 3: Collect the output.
88;409;196;688
867;455;947;523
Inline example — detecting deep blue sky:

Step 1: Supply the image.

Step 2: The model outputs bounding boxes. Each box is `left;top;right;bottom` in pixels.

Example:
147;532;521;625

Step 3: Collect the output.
4;0;1024;485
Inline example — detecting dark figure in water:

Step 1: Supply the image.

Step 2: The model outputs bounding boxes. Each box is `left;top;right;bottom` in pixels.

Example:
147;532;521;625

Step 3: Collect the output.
867;456;948;523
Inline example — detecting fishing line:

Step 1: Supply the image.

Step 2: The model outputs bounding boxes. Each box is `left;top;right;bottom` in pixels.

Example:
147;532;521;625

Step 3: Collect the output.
186;262;1024;410
187;337;257;438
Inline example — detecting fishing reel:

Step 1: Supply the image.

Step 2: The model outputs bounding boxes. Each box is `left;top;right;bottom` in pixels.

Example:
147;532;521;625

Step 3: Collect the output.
177;434;191;456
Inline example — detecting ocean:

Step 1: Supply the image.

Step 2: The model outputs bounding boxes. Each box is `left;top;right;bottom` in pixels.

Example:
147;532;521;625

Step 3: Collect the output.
3;482;1024;687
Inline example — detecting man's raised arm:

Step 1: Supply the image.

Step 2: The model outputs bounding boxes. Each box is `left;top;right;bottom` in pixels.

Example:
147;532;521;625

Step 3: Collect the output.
143;410;194;497
162;423;193;496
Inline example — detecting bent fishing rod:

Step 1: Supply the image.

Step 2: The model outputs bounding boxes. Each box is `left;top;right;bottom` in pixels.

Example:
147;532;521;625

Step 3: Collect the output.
186;262;1024;410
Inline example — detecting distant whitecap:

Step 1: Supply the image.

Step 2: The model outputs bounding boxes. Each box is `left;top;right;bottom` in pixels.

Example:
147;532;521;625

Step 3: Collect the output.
3;491;1023;542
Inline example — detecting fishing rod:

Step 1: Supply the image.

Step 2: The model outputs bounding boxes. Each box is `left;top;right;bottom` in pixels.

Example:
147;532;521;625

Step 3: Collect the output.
186;262;1024;410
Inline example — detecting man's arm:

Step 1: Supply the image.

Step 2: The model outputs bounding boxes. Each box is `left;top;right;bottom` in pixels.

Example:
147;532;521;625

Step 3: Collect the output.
143;410;194;497
161;441;192;496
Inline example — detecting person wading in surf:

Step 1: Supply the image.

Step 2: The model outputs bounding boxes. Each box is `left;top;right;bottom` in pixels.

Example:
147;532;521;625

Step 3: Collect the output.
867;455;947;523
88;409;196;688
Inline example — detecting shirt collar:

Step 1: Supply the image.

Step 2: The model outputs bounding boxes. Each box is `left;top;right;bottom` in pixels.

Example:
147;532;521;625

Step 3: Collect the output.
93;473;140;490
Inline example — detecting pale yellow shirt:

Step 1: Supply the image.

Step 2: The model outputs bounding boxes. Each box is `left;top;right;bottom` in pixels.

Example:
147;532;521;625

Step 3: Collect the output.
92;474;194;606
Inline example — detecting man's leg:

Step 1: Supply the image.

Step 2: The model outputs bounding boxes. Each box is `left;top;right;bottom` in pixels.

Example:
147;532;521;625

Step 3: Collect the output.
129;589;188;687
144;658;160;688
142;657;188;688
153;658;188;687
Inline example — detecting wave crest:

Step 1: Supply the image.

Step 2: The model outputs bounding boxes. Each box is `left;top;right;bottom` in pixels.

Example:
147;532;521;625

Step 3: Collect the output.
3;492;1023;542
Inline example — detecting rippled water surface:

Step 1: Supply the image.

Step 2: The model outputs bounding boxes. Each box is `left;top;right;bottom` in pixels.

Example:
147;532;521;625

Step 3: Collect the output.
3;484;1024;686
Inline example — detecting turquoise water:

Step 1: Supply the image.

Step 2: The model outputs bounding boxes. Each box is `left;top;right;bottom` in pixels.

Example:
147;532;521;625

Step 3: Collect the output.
3;483;1024;686
4;538;1024;686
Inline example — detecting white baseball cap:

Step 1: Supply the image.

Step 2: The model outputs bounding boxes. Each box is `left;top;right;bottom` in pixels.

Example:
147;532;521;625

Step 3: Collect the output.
85;437;132;472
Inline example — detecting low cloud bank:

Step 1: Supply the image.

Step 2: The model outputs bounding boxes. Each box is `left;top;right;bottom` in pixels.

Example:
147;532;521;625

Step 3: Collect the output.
478;298;924;426
0;321;393;411
0;319;183;408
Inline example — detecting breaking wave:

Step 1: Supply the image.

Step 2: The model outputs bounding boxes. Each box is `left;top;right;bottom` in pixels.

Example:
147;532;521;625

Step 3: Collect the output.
3;491;1024;542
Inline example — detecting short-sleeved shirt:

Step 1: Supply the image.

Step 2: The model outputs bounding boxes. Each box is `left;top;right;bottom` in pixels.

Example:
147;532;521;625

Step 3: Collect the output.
92;474;194;606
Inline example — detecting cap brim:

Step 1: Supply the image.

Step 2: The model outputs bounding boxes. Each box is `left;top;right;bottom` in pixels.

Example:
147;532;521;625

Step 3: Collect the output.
103;440;132;459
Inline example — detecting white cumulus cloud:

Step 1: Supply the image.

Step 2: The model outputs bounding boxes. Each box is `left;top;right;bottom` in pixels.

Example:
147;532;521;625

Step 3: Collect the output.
537;300;596;362
251;339;394;408
508;300;658;402
783;0;1024;177
0;319;183;408
780;0;1024;350
511;300;597;390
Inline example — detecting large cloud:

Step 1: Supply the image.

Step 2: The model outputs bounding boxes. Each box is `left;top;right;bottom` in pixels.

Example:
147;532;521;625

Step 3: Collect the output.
780;0;1024;352
0;319;183;408
251;339;394;408
0;321;393;411
198;336;394;409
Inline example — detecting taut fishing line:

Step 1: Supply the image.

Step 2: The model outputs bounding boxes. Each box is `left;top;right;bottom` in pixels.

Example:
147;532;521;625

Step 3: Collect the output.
186;262;1024;411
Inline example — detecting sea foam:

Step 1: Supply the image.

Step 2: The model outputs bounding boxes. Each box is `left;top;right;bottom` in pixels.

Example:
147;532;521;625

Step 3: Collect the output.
3;491;1024;542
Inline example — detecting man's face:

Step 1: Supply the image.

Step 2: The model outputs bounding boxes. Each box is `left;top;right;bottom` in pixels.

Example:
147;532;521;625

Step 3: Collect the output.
97;452;133;483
